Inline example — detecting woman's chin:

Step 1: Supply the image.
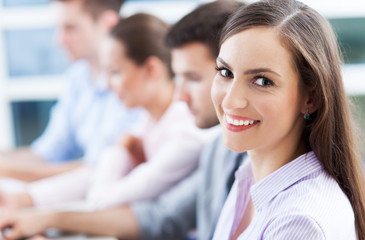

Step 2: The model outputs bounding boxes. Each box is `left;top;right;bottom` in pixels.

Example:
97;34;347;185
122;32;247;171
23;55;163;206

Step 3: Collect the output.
223;137;249;153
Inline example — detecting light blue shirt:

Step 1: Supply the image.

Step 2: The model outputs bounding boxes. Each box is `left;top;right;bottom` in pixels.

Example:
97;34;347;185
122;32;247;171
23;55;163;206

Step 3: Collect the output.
31;60;145;165
213;151;356;240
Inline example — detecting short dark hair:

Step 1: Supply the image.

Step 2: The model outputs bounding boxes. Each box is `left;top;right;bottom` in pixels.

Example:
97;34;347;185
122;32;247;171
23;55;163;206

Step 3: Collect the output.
165;0;244;59
110;13;173;77
53;0;125;18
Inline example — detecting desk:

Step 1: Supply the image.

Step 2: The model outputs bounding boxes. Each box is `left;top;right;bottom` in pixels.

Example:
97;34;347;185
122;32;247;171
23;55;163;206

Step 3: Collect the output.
0;231;117;240
50;235;117;240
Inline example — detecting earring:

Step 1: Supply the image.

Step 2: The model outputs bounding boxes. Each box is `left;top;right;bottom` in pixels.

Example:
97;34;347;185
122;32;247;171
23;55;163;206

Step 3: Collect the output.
304;109;310;119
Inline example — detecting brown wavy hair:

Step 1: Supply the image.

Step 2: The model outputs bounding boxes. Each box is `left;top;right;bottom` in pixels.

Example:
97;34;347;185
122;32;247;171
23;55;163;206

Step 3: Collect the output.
220;0;365;238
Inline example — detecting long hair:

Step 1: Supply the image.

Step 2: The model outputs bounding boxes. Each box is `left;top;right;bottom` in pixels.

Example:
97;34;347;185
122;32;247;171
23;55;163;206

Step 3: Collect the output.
220;0;365;237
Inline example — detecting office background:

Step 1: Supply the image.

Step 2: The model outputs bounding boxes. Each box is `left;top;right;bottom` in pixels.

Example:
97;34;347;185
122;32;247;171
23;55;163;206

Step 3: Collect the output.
0;0;364;157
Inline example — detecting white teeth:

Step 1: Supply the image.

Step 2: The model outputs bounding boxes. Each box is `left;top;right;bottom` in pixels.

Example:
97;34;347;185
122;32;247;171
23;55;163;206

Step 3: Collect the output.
225;114;257;126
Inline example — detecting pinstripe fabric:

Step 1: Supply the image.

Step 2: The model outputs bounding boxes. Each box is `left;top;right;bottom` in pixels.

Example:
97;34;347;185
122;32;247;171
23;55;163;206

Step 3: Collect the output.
213;151;356;240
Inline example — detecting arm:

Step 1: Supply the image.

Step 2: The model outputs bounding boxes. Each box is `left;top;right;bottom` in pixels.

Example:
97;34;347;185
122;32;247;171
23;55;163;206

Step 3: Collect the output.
0;148;83;182
27;166;93;207
0;206;140;240
0;166;93;209
0;171;198;240
87;132;203;210
0;72;84;182
131;169;198;240
87;135;146;206
0;145;200;240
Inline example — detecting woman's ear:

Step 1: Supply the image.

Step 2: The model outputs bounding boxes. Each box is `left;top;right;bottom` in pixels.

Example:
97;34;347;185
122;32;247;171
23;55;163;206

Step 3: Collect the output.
143;56;165;81
301;86;319;115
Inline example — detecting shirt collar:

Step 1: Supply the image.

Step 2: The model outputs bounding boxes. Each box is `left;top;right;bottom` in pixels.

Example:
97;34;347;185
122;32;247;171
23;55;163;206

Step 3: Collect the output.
236;151;322;211
94;71;109;93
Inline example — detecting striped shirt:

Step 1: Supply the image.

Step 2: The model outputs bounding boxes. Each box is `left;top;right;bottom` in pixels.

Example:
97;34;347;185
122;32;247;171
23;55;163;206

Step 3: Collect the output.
213;151;356;240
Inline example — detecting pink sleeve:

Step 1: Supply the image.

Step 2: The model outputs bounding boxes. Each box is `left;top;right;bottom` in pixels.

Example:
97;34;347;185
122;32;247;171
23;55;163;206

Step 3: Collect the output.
27;166;93;207
86;129;204;210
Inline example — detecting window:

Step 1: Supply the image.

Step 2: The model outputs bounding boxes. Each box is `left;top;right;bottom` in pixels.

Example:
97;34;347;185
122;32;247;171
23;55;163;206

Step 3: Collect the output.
329;18;365;64
11;100;56;146
0;3;66;149
3;0;49;7
4;28;68;78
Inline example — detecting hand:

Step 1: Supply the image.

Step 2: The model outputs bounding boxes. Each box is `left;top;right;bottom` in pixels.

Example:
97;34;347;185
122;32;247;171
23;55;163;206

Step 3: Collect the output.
119;135;146;166
0;211;52;240
0;190;18;212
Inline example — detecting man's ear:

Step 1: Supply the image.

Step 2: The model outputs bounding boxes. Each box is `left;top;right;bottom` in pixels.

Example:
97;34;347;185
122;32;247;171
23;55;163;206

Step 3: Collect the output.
301;87;319;115
98;10;119;31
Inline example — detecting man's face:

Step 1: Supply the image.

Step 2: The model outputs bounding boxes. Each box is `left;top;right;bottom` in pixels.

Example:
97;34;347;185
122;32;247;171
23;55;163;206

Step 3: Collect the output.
53;0;102;61
172;42;219;129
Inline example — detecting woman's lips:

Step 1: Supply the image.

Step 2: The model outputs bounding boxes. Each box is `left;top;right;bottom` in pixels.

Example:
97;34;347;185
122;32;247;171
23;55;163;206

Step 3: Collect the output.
224;113;260;132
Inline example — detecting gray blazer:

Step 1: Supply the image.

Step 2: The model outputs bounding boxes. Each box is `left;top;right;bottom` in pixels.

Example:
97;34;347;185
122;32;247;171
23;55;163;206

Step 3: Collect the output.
132;132;245;240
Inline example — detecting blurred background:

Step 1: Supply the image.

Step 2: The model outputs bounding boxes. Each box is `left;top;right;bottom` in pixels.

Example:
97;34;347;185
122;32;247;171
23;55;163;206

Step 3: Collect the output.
0;0;364;157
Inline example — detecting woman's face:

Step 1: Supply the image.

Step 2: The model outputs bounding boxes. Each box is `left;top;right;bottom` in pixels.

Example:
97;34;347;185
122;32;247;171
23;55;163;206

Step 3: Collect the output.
101;37;146;108
211;27;308;153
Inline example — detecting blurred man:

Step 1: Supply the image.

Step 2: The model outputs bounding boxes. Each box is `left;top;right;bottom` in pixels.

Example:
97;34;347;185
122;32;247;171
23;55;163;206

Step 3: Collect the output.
0;0;142;183
0;1;245;240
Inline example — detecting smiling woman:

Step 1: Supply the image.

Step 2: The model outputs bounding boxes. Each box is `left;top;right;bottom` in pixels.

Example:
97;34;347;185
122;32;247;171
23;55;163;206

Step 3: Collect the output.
211;0;365;239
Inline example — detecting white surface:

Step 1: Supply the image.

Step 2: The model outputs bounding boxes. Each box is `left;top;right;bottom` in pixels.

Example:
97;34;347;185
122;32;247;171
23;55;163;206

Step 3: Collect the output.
0;177;27;193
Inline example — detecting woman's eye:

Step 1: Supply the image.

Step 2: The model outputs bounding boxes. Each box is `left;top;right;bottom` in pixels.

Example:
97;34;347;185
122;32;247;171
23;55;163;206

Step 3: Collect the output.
253;76;273;87
216;67;233;78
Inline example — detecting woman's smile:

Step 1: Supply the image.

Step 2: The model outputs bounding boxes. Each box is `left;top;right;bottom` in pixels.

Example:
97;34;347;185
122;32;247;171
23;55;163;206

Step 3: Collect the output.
224;113;260;132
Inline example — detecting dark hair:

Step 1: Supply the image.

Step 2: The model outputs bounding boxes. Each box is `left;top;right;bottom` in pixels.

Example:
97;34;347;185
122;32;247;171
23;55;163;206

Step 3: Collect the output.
166;0;244;59
110;13;173;78
221;0;365;238
52;0;125;18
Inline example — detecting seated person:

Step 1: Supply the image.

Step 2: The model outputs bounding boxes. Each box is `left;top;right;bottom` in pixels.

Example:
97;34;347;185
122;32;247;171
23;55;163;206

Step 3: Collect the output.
0;13;214;212
0;0;143;183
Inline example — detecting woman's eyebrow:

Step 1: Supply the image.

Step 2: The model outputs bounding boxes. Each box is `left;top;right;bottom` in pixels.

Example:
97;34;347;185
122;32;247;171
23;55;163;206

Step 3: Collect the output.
216;57;232;69
217;57;281;77
244;68;281;77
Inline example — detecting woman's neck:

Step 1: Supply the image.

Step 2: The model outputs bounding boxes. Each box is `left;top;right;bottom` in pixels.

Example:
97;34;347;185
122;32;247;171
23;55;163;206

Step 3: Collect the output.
248;130;307;183
145;78;175;121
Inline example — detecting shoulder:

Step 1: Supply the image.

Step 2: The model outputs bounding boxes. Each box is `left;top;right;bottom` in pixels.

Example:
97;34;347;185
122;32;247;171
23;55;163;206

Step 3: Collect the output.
200;132;225;160
67;60;90;75
199;133;239;174
263;213;325;239
64;60;91;88
167;101;193;119
159;102;193;129
267;170;355;239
